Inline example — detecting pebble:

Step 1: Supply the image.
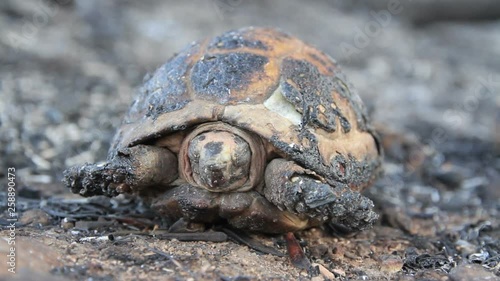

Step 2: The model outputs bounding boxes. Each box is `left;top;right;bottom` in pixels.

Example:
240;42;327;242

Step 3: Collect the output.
379;254;404;274
19;209;52;226
61;218;75;230
449;264;498;281
312;262;336;280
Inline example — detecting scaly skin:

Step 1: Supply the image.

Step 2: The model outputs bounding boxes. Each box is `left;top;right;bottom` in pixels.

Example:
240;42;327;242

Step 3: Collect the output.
64;145;178;197
264;159;378;233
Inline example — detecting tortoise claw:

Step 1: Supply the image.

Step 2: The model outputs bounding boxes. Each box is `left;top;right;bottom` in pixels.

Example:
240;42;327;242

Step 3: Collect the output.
285;232;319;276
285;232;310;269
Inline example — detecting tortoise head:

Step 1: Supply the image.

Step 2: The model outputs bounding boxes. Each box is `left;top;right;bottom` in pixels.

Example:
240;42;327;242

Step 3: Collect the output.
179;122;266;192
188;130;251;191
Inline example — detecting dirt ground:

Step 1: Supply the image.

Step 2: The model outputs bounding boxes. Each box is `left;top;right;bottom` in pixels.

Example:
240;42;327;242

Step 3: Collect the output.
1;0;499;280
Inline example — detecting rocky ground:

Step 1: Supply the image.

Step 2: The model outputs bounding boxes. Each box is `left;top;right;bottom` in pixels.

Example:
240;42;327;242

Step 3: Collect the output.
0;0;499;280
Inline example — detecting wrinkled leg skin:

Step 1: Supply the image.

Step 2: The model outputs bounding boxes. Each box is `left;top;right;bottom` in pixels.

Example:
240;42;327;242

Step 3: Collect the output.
263;159;378;234
63;145;178;197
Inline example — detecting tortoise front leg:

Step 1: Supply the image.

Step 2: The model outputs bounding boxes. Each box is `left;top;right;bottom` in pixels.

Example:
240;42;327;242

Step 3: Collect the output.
63;145;178;197
263;159;378;233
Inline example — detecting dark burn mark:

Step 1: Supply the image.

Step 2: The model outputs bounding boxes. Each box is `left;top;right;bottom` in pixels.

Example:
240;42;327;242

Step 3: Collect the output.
204;141;223;157
191;53;268;104
280;58;352;133
280;80;303;105
126;44;199;121
295;129;334;178
274;172;377;232
270;134;381;189
208;30;268;51
344;154;380;189
332;73;369;131
308;51;335;73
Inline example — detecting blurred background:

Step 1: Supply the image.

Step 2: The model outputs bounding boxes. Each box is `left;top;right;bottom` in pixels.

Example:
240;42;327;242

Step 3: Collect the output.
1;0;498;181
0;0;498;181
0;0;499;279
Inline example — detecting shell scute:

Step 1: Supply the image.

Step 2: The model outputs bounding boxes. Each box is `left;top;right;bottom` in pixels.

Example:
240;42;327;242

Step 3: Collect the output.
208;29;269;51
126;43;202;122
280;58;351;133
191;52;271;104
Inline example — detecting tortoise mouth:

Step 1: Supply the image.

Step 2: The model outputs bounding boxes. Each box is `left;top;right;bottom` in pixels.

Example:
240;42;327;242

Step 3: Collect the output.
179;122;266;192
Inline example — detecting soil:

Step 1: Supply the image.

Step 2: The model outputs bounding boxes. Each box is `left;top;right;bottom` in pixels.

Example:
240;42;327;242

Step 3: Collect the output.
0;0;499;280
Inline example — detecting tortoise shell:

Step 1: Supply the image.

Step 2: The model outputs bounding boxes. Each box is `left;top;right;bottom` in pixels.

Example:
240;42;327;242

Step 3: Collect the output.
109;27;381;192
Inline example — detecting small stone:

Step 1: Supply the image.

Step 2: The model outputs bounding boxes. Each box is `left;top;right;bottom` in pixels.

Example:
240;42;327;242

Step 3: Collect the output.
331;267;346;277
61;218;75;230
310;244;329;258
449;264;498;281
312;263;335;280
379;254;404;274
20;209;52;226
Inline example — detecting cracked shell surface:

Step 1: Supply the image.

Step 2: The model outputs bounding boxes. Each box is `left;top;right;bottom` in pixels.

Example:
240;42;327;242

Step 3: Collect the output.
111;27;381;191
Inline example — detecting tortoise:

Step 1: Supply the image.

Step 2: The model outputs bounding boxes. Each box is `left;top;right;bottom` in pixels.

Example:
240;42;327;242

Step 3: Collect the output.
64;27;382;235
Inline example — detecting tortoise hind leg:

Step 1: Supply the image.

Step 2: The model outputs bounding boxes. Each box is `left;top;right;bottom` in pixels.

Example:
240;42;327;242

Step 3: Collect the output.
263;158;378;234
63;145;178;197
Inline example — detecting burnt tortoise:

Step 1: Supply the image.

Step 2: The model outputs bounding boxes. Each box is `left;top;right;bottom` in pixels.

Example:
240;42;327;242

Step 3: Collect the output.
64;27;382;234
